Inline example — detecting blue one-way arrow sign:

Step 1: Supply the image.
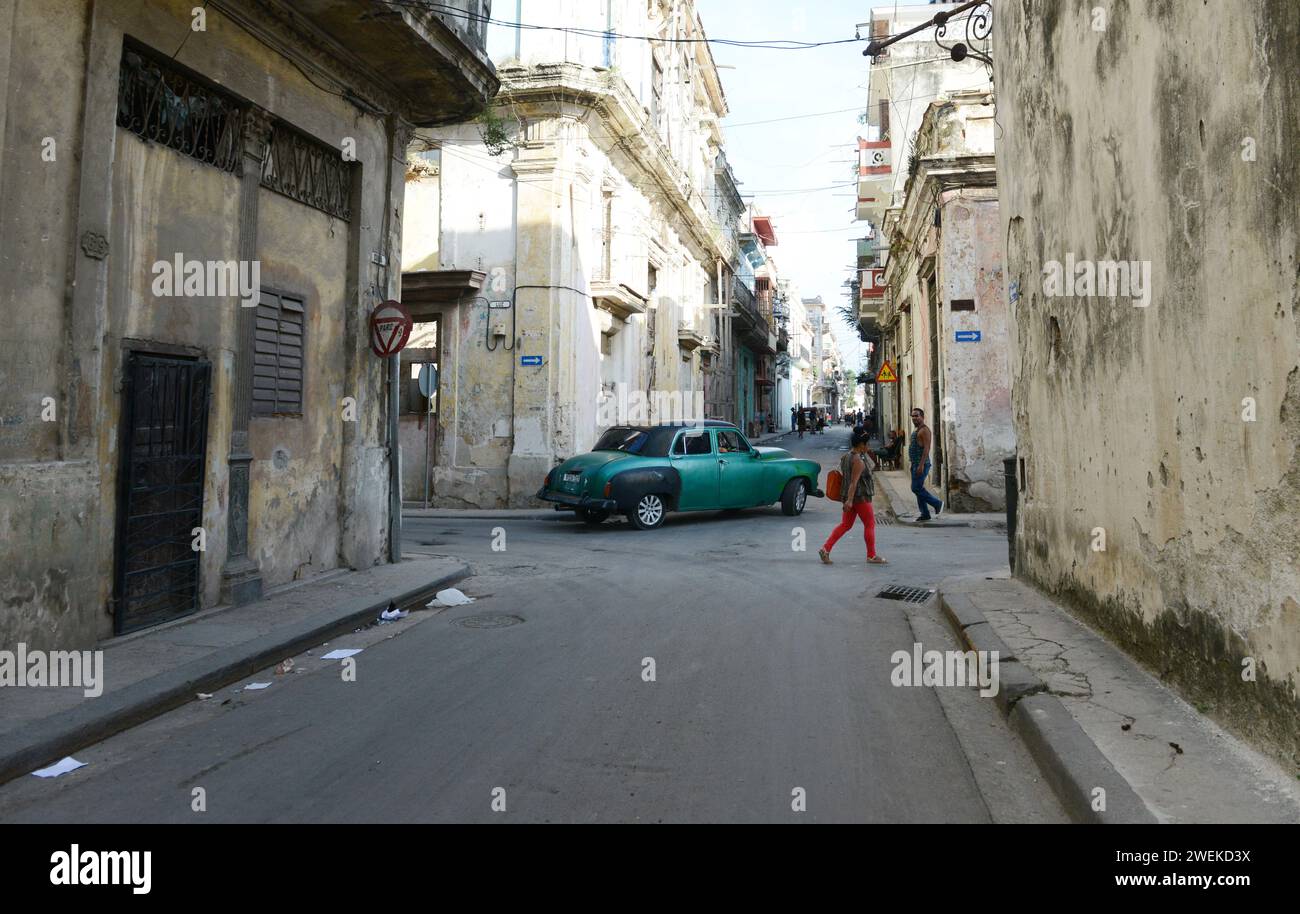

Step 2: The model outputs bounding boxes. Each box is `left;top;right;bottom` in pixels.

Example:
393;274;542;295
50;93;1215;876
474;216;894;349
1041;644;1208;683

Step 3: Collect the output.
521;355;543;366
955;331;982;343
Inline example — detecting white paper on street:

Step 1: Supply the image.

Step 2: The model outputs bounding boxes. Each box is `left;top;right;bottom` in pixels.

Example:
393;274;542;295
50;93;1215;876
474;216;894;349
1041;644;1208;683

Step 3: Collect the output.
32;757;87;778
320;648;363;660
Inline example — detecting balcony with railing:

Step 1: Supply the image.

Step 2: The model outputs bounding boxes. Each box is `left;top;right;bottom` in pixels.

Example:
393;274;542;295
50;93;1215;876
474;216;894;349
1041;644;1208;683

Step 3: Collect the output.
733;279;774;354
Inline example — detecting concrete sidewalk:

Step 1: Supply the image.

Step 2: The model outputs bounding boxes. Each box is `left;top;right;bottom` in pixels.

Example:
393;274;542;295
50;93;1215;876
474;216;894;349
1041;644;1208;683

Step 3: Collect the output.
0;555;469;786
940;574;1300;823
875;469;1006;530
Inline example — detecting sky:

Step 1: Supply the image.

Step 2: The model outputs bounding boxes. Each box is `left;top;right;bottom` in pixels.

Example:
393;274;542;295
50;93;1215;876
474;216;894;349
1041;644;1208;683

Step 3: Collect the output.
696;0;919;374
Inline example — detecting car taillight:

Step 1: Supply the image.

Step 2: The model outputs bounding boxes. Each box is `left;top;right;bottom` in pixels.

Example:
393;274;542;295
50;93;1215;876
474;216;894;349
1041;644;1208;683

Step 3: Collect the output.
604;482;612;498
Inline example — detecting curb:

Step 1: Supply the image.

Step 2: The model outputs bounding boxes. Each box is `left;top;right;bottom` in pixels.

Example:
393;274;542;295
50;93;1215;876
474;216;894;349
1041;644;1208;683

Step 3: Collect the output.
404;510;567;522
0;563;470;788
938;587;1158;824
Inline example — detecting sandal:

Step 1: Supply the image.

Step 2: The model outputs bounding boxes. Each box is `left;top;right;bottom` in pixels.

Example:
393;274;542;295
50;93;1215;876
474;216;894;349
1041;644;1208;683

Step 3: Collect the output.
818;548;833;565
867;556;889;565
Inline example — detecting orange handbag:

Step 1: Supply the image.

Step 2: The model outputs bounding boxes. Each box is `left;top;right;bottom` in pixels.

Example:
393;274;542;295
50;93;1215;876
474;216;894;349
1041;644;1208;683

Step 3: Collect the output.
826;469;843;502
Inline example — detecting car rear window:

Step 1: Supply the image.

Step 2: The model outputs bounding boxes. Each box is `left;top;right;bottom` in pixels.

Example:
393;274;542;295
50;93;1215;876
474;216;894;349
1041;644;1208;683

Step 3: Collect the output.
593;427;675;457
594;428;650;453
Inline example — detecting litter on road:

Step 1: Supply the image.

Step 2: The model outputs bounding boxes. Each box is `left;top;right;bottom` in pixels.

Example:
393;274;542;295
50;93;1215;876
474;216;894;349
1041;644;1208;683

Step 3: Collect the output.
320;648;363;660
428;588;474;608
32;757;87;778
380;601;409;622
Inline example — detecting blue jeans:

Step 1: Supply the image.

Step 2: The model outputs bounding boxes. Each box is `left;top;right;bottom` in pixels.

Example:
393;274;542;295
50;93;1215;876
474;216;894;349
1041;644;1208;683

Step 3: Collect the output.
911;461;943;518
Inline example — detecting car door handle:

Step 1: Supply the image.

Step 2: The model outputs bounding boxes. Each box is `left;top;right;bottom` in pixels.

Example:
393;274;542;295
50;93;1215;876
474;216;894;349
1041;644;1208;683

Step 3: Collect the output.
718;459;728;465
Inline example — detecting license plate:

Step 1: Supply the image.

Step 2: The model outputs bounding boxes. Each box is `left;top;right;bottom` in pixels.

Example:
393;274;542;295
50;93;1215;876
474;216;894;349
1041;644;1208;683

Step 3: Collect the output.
563;473;582;484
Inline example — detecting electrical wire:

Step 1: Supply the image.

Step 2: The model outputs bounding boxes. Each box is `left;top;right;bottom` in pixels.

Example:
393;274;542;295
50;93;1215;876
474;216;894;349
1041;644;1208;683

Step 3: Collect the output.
374;0;870;49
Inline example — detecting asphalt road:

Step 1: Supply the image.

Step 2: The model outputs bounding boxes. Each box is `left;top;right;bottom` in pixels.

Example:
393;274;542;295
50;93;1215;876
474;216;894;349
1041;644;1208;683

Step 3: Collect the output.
0;426;1065;823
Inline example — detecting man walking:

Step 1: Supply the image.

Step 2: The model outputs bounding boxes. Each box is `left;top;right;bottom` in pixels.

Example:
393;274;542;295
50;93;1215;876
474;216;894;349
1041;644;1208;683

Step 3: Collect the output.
908;408;944;522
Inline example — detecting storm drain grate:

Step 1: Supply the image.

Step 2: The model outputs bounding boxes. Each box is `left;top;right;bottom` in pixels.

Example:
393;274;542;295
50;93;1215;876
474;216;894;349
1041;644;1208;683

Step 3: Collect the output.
876;585;934;604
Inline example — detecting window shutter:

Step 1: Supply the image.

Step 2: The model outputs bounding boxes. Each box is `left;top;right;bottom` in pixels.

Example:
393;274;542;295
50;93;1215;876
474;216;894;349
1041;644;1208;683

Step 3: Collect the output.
252;291;305;416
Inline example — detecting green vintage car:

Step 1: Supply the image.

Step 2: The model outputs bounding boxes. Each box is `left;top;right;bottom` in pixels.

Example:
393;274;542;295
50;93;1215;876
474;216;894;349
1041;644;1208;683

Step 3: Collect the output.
537;421;824;530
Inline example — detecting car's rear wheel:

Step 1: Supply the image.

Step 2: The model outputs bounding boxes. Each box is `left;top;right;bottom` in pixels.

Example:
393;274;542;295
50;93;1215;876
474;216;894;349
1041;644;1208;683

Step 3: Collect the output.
578;507;610;525
627;494;667;531
781;478;809;516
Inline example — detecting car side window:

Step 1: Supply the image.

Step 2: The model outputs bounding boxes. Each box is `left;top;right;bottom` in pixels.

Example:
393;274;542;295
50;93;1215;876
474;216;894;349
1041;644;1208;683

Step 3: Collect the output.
718;431;749;454
675;430;712;456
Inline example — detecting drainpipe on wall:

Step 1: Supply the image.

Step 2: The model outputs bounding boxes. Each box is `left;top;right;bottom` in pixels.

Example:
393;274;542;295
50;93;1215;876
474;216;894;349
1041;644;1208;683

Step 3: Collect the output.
1004;456;1018;573
383;115;402;563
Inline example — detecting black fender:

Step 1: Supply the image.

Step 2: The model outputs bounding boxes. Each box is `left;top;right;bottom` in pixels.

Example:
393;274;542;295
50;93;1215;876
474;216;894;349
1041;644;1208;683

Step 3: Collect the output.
608;466;682;513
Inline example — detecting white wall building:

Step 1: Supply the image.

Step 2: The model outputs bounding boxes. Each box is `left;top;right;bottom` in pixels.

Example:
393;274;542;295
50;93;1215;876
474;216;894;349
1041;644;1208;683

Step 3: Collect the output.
400;0;741;507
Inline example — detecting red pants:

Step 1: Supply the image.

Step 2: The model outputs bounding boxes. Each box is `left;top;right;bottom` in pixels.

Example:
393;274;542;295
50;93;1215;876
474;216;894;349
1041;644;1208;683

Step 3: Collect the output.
823;501;877;559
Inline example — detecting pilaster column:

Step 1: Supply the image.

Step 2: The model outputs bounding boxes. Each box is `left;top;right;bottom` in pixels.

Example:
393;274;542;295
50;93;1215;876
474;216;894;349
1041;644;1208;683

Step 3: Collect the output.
221;108;272;606
506;119;593;504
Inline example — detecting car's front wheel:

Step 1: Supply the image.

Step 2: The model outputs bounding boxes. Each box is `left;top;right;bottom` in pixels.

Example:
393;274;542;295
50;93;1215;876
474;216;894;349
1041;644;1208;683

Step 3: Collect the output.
627;494;667;531
781;478;809;516
578;507;610;525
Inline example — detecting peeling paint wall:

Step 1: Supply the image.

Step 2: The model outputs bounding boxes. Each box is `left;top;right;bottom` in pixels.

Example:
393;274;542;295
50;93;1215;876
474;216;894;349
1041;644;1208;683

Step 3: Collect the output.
937;192;1013;510
996;0;1300;765
882;94;1012;510
247;191;349;587
1;0;479;649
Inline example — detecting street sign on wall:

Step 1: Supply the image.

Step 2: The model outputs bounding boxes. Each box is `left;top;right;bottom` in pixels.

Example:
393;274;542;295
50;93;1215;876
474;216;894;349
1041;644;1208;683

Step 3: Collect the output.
521;356;543;367
876;361;898;383
369;300;412;358
955;331;983;343
417;363;437;397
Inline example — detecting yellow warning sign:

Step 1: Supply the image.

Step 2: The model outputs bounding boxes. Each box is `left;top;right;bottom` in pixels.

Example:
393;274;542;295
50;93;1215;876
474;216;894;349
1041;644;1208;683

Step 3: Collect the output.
876;360;898;384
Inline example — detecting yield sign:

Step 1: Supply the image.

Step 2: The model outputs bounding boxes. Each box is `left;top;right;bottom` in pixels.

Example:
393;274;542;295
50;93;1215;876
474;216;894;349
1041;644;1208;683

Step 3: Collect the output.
876;360;898;384
369;300;413;358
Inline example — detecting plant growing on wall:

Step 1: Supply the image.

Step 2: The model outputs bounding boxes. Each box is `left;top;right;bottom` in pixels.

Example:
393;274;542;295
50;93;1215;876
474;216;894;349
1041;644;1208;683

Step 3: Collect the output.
477;109;514;157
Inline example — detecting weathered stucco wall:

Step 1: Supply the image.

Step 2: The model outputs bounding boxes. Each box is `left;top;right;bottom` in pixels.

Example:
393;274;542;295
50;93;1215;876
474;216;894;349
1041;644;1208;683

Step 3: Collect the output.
247;190;349;587
2;0;410;649
107;129;242;615
938;193;1012;510
0;0;96;651
996;0;1300;764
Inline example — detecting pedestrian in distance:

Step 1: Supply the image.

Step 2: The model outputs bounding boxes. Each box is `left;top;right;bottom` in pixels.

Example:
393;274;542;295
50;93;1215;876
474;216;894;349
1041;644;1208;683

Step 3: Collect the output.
908;408;944;522
819;430;887;566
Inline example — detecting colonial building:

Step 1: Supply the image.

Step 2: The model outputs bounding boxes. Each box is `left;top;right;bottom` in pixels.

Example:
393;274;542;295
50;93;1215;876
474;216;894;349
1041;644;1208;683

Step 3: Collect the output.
733;206;780;439
399;0;745;508
0;0;496;649
877;90;1012;511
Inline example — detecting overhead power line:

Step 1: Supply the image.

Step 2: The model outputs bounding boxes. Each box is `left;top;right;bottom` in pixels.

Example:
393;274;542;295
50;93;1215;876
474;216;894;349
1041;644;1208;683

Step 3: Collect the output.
374;0;867;49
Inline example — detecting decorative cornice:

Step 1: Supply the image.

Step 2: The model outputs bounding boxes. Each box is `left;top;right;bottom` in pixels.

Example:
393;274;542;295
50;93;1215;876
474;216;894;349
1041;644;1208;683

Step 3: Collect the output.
495;64;729;264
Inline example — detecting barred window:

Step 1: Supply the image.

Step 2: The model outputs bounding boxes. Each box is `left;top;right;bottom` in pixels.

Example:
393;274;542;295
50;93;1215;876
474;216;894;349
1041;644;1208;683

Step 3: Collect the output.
253;292;305;416
116;40;245;174
261;122;353;221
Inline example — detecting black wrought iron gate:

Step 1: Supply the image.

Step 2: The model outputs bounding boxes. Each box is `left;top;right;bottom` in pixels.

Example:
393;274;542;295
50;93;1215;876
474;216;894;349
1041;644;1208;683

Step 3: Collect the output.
114;354;212;634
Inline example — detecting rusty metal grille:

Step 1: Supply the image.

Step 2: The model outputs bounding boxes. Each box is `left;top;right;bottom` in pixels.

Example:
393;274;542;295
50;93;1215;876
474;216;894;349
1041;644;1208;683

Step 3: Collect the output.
116;42;244;174
114;355;211;634
261;122;353;221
